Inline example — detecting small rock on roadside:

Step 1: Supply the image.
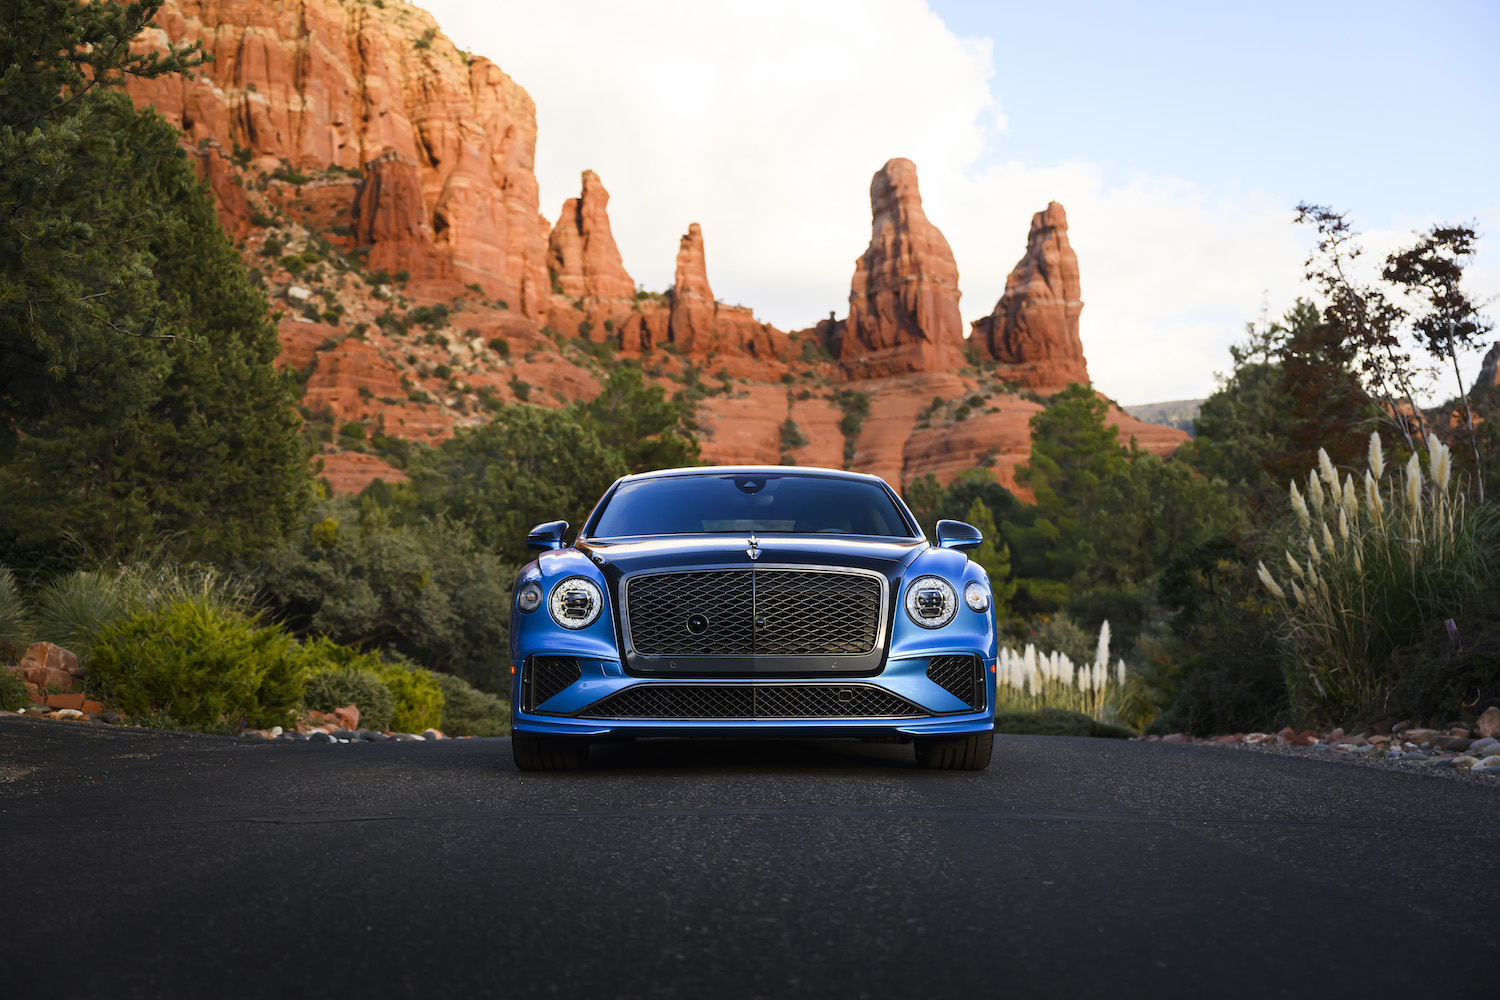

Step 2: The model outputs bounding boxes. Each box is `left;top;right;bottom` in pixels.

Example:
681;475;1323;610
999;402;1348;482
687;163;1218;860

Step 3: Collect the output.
1476;706;1500;740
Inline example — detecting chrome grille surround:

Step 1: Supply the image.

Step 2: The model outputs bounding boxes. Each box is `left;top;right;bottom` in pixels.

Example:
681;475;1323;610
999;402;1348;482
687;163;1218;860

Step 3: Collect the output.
576;683;929;720
621;565;886;659
926;654;985;710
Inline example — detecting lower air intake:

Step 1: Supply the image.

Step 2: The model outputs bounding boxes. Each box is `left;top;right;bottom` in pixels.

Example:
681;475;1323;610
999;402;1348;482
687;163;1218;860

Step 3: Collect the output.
926;654;984;710
577;684;929;720
526;656;582;711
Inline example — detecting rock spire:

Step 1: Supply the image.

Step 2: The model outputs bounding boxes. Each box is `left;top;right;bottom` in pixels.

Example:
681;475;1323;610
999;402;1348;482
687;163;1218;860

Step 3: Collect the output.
832;158;965;376
970;201;1089;392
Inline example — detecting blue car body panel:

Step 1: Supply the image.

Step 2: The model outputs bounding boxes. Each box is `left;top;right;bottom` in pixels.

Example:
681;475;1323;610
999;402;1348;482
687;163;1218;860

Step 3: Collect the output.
509;466;996;741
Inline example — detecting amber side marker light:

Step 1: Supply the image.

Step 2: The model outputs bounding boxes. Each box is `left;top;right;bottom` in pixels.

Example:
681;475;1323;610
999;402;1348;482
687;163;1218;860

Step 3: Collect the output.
510;665;517;674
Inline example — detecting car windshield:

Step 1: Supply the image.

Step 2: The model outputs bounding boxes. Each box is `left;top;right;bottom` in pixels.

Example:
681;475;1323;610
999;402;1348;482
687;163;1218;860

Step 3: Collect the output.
589;473;916;538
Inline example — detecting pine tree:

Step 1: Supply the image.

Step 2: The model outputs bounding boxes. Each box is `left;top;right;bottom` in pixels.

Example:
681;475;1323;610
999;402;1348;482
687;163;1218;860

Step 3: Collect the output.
962;497;1016;621
0;5;309;569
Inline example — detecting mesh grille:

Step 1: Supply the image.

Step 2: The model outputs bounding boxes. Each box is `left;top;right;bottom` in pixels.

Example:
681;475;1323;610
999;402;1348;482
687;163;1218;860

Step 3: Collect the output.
926;654;983;710
625;569;881;656
754;571;881;655
626;572;754;656
577;683;927;720
528;656;582;710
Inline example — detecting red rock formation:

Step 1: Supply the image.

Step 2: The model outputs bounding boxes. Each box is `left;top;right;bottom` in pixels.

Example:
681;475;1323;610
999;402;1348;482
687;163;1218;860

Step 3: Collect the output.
126;0;550;314
668;223;715;352
833;159;964;377
970;202;1089;392
547;170;636;302
1478;342;1500;389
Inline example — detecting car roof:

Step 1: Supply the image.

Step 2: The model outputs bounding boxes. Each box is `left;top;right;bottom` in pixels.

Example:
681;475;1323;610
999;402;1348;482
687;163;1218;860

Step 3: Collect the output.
618;465;890;485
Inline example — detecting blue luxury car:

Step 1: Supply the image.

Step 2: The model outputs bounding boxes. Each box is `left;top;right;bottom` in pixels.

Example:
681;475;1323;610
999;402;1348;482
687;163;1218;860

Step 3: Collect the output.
509;465;997;770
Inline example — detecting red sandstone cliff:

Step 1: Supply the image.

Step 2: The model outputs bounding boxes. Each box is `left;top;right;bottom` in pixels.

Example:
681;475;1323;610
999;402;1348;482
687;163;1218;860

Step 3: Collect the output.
831;158;965;377
970;201;1089;392
129;0;551;314
123;1;1183;496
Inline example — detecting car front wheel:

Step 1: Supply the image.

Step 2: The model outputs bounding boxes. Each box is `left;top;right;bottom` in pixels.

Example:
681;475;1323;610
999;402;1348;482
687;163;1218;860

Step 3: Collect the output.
512;732;590;771
913;731;992;771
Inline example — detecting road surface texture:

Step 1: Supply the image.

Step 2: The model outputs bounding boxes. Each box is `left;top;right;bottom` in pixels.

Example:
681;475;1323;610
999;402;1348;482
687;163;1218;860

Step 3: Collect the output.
3;714;1497;998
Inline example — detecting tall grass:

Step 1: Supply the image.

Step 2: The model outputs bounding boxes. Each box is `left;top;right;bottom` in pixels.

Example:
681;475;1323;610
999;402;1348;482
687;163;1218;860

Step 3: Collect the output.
996;620;1132;724
23;559;253;666
0;567;30;650
1257;432;1500;722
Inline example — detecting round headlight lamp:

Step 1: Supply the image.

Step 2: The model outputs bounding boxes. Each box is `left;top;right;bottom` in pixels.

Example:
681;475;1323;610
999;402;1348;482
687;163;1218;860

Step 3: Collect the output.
516;581;543;614
904;576;957;628
964;580;991;613
548;577;603;629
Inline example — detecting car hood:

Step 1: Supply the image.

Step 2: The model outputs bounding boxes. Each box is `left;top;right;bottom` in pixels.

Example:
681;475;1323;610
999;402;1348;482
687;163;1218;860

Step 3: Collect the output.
575;534;929;582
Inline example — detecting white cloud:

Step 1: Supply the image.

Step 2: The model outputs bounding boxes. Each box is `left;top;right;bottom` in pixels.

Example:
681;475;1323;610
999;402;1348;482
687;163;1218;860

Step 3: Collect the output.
423;0;1498;404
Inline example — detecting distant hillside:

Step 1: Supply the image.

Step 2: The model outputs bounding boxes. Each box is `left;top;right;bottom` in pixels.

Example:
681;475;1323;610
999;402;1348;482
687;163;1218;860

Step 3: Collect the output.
1123;399;1203;437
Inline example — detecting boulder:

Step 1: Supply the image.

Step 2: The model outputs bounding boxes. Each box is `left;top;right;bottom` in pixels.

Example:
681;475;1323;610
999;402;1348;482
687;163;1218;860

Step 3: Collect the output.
1476;706;1500;740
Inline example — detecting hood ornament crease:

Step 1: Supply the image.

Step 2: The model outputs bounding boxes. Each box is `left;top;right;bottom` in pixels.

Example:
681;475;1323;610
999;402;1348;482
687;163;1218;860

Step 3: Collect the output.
746;532;761;561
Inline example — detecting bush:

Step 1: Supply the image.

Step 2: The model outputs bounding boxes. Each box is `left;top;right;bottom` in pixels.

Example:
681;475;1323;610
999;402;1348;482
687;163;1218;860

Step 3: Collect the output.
304;666;395;731
1256;433;1500;723
89;600;305;731
0;669;28;711
298;636;398;729
432;671;510;736
373;659;444;733
255;499;515;692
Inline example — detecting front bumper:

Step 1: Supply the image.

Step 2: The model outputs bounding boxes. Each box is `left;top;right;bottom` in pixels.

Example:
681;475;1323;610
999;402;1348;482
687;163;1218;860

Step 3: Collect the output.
510;652;997;741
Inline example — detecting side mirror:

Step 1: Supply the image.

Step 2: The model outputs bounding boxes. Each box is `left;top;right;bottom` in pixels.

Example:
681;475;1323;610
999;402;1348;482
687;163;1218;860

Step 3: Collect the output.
526;520;569;551
935;519;982;551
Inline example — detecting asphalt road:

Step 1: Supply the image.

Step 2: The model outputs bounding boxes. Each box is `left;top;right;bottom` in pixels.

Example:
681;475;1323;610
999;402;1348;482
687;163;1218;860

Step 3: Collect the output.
3;716;1497;999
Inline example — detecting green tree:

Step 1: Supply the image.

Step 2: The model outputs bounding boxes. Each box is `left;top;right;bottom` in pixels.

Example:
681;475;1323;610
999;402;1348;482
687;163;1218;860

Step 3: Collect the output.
0;3;309;569
577;362;699;473
962;497;1016;621
403;405;628;563
0;94;312;569
255;498;514;692
1003;383;1128;611
1;0;205;418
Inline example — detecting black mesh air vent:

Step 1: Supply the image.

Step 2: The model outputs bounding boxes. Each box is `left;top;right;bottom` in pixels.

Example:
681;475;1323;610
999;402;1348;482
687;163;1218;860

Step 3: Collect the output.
926;654;984;710
577;684;928;720
528;656;582;710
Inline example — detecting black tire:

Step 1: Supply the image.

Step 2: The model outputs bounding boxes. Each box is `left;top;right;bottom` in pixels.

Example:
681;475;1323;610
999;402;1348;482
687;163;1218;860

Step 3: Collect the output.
511;732;590;771
913;731;993;770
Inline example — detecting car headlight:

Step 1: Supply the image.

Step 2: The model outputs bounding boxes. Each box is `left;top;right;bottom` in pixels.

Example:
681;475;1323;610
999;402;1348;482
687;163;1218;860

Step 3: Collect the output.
964;580;991;613
904;575;957;628
517;581;543;614
548;577;603;629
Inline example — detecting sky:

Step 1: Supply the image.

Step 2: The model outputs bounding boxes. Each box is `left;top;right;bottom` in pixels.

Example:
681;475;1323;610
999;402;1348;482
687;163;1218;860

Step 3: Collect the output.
422;0;1499;404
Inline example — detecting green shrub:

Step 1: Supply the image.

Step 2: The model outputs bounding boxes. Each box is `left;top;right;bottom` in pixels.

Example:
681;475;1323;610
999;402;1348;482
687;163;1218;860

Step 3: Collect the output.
432;671;509;736
298;635;397;730
373;660;444;733
0;668;28;710
304;668;395;731
89;600;305;731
